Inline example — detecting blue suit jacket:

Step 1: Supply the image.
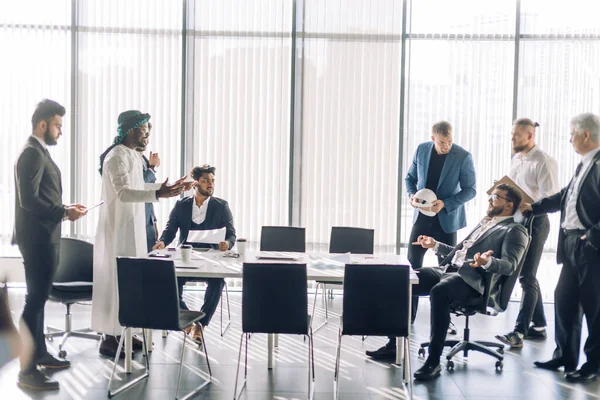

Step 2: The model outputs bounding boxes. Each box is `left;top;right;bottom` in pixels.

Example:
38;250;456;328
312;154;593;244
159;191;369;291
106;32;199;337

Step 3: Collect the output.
405;142;476;233
159;196;236;250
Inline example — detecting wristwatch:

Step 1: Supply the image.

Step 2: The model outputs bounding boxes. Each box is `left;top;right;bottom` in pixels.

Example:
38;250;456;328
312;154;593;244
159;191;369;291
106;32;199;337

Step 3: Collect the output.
63;207;70;221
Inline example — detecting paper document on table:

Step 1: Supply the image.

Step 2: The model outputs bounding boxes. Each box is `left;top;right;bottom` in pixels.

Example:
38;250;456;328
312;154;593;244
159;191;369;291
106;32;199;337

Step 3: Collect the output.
328;252;351;264
186;227;226;244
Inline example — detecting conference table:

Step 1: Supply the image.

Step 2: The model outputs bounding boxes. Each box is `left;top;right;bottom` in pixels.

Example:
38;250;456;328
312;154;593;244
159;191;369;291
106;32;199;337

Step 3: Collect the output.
122;249;418;382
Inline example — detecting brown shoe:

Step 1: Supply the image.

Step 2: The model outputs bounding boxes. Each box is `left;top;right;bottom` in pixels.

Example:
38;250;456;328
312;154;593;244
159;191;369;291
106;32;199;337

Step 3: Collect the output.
189;324;203;345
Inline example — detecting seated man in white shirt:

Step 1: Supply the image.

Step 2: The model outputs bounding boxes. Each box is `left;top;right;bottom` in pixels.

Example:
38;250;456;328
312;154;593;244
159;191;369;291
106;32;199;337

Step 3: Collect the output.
366;184;528;381
154;165;236;343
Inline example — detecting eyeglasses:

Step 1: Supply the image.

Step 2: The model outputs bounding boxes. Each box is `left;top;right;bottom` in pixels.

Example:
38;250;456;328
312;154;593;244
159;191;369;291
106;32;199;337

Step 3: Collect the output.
489;194;512;203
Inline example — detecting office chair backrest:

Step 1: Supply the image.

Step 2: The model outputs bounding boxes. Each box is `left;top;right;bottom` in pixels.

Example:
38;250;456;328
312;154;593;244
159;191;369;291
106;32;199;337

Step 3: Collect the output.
496;215;534;312
329;227;375;254
116;257;181;331
260;226;306;252
342;264;410;337
55;238;94;283
242;263;308;334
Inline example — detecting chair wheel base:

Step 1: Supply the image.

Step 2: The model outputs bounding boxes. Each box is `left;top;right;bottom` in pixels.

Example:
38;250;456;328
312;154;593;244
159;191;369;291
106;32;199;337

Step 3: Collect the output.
58;350;67;358
495;361;503;371
418;347;426;357
446;360;454;370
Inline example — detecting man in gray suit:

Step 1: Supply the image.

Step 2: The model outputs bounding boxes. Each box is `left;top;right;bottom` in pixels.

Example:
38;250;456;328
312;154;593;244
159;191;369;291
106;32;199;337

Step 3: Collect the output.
13;99;87;390
367;184;528;380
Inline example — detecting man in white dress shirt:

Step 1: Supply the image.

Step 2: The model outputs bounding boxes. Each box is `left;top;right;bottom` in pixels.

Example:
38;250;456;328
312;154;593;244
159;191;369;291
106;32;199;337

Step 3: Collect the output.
496;118;559;348
93;110;189;359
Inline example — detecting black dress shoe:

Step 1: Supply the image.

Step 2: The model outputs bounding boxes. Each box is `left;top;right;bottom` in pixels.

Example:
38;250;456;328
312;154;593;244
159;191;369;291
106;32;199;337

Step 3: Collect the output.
17;370;59;391
414;361;441;381
534;358;569;371
565;367;598;383
365;345;396;360
36;353;71;369
132;335;145;350
99;336;130;359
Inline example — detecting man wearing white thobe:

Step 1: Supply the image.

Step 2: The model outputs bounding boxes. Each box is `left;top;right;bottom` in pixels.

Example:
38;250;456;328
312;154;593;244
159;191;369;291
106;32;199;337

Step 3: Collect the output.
92;110;188;358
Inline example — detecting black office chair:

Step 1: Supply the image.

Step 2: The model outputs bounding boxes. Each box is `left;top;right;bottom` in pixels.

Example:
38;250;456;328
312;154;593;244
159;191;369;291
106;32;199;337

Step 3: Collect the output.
418;216;534;371
45;238;101;358
260;226;306;252
311;227;375;334
108;257;211;399
334;264;412;400
233;263;314;400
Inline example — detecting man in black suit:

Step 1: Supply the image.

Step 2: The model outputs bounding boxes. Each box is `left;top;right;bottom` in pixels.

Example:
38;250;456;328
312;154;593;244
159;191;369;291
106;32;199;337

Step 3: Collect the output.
13;99;87;390
528;113;600;382
138;122;160;252
367;184;528;381
153;164;235;342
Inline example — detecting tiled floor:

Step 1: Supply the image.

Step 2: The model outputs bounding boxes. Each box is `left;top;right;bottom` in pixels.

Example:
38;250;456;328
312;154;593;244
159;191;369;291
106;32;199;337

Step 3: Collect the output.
1;287;599;400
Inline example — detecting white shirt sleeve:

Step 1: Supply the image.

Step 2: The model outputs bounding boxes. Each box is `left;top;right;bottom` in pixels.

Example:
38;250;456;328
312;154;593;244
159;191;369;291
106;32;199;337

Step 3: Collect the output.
537;156;560;198
480;256;493;270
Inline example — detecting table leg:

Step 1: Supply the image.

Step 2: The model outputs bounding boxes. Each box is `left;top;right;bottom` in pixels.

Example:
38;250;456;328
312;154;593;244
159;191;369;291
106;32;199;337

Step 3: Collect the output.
125;328;132;373
401;284;413;382
145;329;153;352
268;334;274;369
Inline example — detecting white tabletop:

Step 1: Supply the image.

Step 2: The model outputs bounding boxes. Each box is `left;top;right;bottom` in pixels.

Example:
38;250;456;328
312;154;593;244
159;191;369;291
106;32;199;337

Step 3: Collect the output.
149;249;418;283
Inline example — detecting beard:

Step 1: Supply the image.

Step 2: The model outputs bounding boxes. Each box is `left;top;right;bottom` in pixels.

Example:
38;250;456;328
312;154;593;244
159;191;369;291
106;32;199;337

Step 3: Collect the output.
486;204;504;218
43;127;58;145
196;187;213;197
512;143;527;153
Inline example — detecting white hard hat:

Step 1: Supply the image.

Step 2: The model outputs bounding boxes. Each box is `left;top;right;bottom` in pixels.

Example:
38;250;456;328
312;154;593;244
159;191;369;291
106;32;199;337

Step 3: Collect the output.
413;188;437;217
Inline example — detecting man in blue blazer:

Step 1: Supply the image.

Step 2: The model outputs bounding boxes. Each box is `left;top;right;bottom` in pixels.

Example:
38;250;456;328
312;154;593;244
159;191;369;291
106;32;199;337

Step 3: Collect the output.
154;165;235;342
405;121;477;321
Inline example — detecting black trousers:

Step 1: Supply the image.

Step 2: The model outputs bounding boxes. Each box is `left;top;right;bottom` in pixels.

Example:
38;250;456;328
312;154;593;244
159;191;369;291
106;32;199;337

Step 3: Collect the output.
388;267;480;362
552;233;600;370
408;214;457;321
513;214;550;334
177;277;226;327
18;241;59;371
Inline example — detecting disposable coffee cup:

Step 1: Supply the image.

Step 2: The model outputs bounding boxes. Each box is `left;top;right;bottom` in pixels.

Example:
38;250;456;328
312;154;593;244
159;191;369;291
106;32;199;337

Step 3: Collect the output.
181;244;192;263
236;238;247;256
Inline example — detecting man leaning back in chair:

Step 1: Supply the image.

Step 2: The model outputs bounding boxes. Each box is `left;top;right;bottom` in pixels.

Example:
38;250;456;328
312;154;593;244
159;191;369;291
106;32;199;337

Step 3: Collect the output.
367;183;528;381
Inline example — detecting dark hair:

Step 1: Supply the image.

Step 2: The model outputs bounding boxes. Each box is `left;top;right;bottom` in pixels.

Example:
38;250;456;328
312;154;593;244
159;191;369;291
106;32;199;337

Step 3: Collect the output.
31;99;66;129
148;122;152;130
190;165;216;180
98;139;119;175
432;121;452;137
514;118;539;129
495;183;522;213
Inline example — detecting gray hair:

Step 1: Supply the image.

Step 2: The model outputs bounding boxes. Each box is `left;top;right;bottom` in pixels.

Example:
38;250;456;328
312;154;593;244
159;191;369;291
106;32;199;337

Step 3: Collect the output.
571;113;600;142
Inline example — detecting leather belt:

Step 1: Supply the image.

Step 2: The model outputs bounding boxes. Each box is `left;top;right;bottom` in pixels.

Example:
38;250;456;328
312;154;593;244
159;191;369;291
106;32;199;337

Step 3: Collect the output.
562;228;586;236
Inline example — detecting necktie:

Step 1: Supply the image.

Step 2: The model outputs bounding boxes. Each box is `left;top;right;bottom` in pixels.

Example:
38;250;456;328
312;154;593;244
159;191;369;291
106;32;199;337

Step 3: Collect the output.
575;162;583;177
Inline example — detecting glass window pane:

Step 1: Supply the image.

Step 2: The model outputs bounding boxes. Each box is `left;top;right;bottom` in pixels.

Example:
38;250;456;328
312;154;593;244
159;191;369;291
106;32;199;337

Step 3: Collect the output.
409;0;515;35
403;40;515;248
76;4;183;241
521;0;600;36
190;2;292;246
0;26;71;254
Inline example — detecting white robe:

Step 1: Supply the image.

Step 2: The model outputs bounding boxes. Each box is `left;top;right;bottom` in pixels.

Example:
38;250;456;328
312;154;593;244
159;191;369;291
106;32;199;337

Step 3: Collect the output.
91;145;161;336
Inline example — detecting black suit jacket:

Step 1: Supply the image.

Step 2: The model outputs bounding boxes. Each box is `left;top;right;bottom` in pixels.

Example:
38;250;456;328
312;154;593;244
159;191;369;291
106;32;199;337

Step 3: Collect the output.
13;137;65;246
159;196;236;250
436;218;528;312
141;155;157;225
532;150;600;263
